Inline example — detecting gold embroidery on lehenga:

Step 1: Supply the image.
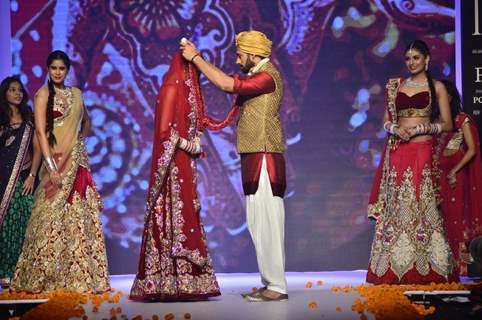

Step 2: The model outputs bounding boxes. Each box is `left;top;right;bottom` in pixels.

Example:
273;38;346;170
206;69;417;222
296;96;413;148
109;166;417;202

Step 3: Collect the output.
369;164;454;280
11;141;109;293
367;79;401;220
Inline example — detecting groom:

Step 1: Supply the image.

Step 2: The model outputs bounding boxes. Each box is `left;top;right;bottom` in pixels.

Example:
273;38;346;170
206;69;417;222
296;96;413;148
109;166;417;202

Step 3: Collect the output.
180;30;288;302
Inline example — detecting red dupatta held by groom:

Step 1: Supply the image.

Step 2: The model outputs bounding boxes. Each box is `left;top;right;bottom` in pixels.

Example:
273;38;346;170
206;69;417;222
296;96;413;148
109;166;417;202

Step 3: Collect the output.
130;53;237;301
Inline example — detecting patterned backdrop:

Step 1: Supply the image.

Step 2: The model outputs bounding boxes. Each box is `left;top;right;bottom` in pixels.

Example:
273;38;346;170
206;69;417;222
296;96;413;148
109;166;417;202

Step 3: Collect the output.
9;0;455;274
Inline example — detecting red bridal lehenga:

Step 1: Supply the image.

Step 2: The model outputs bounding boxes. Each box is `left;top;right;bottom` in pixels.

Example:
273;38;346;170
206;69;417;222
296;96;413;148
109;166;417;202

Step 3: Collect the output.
130;53;237;301
11;86;110;293
366;78;458;284
435;112;482;276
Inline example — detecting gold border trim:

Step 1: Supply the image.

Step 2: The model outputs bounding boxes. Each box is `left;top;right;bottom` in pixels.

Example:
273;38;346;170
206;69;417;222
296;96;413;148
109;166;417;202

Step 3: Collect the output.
0;125;33;227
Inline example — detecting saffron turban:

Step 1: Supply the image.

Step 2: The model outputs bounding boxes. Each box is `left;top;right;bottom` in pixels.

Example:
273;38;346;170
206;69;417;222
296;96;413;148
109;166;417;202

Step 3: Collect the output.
235;30;272;58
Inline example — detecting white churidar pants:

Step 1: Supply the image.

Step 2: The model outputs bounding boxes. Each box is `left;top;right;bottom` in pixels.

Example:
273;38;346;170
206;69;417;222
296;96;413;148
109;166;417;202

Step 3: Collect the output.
246;155;287;294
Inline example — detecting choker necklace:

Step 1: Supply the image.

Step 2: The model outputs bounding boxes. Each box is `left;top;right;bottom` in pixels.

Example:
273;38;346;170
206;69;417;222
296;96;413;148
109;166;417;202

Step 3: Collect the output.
405;78;428;88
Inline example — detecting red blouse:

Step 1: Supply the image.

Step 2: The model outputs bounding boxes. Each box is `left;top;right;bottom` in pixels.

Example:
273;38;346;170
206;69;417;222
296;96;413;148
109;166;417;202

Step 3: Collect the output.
395;91;430;111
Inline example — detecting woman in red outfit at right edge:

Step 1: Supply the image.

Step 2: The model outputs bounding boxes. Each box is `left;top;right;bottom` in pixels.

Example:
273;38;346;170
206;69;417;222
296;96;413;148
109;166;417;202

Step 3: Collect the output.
366;40;458;284
434;79;482;277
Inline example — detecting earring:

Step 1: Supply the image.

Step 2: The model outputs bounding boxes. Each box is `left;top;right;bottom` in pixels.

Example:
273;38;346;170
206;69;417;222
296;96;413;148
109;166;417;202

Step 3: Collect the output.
425;63;428;71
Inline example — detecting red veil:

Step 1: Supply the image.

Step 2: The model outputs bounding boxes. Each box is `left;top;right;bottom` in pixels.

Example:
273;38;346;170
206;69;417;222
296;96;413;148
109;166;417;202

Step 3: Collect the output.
130;53;237;300
147;53;238;193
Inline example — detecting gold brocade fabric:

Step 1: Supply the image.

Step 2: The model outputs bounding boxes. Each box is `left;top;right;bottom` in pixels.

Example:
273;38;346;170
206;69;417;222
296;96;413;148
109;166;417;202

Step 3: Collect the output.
368;152;455;281
10;87;109;293
397;104;432;118
236;62;285;153
444;118;468;152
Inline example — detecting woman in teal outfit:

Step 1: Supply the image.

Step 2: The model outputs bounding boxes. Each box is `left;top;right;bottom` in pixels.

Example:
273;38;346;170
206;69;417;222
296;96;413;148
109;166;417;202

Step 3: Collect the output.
0;76;41;288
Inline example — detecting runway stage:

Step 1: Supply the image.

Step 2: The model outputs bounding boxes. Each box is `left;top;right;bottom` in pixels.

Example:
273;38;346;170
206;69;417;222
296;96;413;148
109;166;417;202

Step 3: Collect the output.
81;271;368;320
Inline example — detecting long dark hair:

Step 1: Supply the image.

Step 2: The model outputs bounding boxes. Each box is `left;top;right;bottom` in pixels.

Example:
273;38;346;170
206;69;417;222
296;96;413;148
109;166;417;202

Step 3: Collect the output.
404;40;438;122
440;79;462;128
46;50;71;146
0;76;31;128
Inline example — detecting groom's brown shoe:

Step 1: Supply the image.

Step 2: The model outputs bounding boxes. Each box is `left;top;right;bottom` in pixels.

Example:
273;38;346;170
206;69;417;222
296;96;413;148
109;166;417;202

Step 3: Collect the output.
241;287;266;298
245;289;288;302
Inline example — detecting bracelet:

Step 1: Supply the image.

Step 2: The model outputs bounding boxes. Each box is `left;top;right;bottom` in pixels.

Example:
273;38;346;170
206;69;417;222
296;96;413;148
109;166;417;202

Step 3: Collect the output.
178;137;201;154
383;121;399;135
434;123;442;134
44;156;58;172
447;173;457;184
414;123;442;135
178;137;192;153
28;172;36;178
190;53;201;62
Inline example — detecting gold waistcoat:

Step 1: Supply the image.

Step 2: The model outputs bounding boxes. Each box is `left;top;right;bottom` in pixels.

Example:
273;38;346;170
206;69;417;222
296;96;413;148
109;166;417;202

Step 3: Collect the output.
236;62;285;153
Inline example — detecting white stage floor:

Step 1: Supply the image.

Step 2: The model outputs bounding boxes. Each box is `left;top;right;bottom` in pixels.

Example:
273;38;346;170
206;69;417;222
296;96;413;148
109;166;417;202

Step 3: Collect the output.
78;271;371;320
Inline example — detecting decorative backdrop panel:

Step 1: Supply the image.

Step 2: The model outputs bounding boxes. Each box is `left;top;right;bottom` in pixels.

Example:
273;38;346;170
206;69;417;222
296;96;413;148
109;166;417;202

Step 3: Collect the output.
10;0;455;273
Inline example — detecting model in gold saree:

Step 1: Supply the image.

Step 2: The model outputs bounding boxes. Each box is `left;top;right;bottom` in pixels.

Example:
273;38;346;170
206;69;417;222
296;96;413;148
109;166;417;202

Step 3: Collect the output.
11;50;110;293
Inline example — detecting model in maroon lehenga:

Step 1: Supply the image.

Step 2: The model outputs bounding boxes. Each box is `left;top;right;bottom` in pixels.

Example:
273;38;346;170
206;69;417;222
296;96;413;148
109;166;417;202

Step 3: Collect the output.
366;40;457;285
130;53;238;301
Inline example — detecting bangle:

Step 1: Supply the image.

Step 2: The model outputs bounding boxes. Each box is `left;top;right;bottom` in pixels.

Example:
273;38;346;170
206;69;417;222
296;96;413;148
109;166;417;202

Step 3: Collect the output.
447;173;457;184
191;53;201;62
45;156;58;172
28;172;36;178
383;121;398;135
415;123;442;135
434;123;442;134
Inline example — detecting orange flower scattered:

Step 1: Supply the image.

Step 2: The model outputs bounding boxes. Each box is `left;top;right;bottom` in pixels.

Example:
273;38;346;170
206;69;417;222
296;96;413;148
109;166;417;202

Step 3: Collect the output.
152;315;161;320
344;282;479;320
110;307;118;316
336;306;342;312
316;280;323;286
342;284;352;293
351;297;365;314
0;289;125;320
164;312;175;320
251;287;257;293
307;301;318;309
330;285;341;292
132;316;143;320
305;281;313;289
184;313;192;319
